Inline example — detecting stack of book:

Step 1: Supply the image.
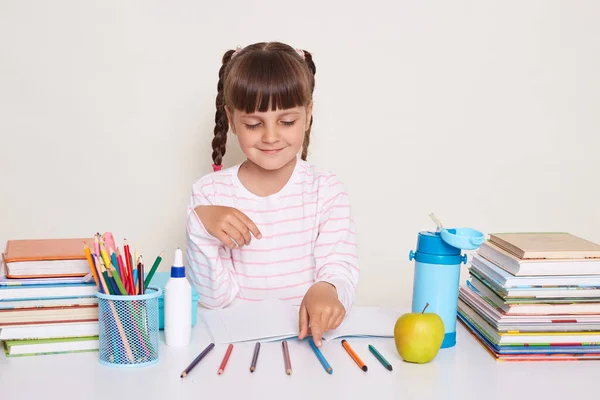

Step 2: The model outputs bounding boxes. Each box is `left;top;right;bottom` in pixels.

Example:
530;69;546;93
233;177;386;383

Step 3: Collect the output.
0;238;99;357
457;232;600;361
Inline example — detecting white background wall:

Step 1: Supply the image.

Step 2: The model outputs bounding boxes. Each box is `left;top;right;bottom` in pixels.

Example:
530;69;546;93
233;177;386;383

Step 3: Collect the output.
1;0;599;307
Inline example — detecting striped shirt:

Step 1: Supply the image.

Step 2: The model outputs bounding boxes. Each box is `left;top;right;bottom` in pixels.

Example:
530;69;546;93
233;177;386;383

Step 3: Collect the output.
185;157;359;312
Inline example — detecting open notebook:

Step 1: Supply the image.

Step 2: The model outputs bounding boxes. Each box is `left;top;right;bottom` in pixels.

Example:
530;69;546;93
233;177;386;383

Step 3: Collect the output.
199;300;401;344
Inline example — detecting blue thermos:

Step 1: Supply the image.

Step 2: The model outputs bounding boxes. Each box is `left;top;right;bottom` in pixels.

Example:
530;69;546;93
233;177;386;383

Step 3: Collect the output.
409;222;484;349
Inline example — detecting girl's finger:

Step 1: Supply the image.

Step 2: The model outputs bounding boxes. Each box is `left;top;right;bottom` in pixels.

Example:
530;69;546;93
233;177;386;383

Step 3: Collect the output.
217;230;237;249
330;310;345;331
227;215;252;245
310;311;325;347
222;222;246;248
298;303;310;340
234;209;262;239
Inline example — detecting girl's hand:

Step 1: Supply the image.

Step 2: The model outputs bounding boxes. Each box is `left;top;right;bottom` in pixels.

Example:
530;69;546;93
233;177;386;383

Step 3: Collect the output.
194;205;262;249
298;282;345;347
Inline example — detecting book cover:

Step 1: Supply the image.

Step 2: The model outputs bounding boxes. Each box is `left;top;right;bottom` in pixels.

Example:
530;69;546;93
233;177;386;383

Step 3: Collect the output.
2;238;95;278
489;232;600;259
3;335;99;357
4;238;95;262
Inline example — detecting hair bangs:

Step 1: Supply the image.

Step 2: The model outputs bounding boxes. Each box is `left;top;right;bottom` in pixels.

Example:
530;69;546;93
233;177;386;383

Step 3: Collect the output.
225;51;312;114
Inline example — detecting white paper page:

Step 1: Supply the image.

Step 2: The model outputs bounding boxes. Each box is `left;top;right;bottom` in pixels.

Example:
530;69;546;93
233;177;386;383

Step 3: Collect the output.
323;307;401;340
200;300;300;344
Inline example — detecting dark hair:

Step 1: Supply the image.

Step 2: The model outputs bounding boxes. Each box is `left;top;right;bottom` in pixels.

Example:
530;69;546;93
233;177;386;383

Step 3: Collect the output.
212;42;316;168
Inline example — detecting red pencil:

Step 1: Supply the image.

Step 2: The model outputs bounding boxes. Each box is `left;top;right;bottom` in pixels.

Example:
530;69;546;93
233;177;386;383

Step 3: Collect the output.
123;239;135;295
115;248;130;294
218;344;234;375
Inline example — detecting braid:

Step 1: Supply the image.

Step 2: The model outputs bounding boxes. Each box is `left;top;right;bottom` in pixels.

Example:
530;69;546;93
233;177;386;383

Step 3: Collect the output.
301;50;316;161
211;49;236;169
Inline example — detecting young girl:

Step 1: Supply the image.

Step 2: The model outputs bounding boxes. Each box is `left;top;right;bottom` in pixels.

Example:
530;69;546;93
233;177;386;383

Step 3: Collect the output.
186;42;359;347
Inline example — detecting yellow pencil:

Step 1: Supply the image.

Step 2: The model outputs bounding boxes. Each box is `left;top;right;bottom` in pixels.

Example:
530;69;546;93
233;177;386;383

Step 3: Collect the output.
99;242;113;272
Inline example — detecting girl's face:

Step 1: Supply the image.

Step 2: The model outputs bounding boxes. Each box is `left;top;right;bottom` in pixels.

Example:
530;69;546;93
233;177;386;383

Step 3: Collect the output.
226;103;312;171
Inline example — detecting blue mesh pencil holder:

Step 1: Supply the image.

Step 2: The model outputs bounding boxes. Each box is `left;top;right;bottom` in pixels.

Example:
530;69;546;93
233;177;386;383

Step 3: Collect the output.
96;287;162;367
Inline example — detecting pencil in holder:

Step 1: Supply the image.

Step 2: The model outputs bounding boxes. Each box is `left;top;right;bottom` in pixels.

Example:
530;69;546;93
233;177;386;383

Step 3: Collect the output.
96;287;162;367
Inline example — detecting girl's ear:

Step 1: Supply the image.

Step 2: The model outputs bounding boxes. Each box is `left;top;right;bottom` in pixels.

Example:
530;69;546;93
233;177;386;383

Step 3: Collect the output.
225;106;236;135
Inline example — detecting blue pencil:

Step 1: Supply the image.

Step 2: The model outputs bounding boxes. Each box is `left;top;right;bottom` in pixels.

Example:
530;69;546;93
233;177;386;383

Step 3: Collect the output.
308;338;332;374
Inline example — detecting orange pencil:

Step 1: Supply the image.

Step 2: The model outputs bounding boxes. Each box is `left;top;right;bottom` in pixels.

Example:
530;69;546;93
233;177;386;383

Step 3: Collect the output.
82;243;99;288
341;340;367;372
217;344;234;375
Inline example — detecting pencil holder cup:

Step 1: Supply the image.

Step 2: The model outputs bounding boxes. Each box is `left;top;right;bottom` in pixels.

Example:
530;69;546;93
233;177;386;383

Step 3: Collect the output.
96;287;162;368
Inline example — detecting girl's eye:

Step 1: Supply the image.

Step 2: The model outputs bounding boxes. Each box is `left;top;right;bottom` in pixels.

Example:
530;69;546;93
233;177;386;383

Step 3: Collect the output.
281;120;296;126
245;123;261;130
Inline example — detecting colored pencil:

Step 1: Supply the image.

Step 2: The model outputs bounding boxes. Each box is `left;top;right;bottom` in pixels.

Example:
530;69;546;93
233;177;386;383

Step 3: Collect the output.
308;338;332;374
118;248;133;295
123;239;135;295
250;342;260;372
137;256;145;295
90;252;102;291
95;253;134;362
82;243;100;288
181;343;215;378
107;260;128;296
341;340;367;371
282;340;292;375
106;270;119;295
134;249;140;293
368;344;393;371
99;243;113;275
94;234;101;257
115;249;129;294
101;271;113;294
110;251;122;280
218;344;234;375
100;258;116;295
93;254;109;294
144;251;164;290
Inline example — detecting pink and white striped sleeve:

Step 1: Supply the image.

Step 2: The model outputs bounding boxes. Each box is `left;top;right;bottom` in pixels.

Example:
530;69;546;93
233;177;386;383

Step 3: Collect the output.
313;175;360;313
185;179;239;309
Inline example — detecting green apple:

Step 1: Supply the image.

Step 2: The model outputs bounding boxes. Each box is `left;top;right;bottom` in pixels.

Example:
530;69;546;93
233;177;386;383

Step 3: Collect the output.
394;303;445;364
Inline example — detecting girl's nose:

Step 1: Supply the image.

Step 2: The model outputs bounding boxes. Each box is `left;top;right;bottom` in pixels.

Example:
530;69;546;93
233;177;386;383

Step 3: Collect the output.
261;124;279;143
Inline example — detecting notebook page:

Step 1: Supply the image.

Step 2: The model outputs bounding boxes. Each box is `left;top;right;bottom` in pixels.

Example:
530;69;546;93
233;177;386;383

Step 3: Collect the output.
200;300;299;344
323;307;400;340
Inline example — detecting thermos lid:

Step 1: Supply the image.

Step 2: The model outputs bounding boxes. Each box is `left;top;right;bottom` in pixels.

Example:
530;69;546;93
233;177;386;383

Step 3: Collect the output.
410;227;484;265
440;228;484;250
416;231;460;256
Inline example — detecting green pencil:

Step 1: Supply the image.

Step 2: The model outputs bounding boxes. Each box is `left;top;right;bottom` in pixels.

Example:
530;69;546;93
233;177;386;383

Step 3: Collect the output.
102;271;114;295
368;344;393;371
144;251;164;290
109;265;128;295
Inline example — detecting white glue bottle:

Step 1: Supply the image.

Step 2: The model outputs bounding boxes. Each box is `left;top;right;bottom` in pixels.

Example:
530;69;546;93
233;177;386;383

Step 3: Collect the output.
164;248;192;346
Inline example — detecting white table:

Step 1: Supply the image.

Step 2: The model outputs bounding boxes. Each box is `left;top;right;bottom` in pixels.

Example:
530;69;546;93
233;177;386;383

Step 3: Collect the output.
0;306;597;400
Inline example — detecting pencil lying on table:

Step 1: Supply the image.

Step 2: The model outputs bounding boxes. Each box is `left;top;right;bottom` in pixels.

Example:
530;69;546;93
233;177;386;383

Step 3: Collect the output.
308;338;332;374
218;344;234;375
181;343;215;378
250;342;260;372
341;340;367;372
368;344;393;371
282;340;292;375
